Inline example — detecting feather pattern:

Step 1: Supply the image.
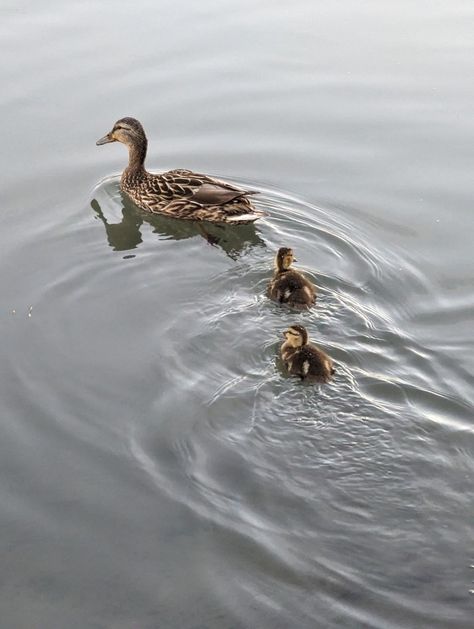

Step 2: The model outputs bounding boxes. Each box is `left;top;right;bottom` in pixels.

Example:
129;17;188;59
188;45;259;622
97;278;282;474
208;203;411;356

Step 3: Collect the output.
97;118;266;224
122;168;262;222
268;248;316;308
280;325;335;383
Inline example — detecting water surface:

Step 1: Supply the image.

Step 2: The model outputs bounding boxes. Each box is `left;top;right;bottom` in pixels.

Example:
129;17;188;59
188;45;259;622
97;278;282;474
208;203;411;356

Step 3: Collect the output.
1;1;473;628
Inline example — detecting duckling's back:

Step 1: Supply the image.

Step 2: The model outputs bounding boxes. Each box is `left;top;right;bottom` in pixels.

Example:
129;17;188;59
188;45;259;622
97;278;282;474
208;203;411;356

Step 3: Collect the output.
269;270;316;308
288;345;335;382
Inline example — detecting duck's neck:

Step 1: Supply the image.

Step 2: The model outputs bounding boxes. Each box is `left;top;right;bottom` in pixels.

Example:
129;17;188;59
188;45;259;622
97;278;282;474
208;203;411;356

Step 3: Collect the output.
275;263;290;275
126;138;148;174
281;340;298;354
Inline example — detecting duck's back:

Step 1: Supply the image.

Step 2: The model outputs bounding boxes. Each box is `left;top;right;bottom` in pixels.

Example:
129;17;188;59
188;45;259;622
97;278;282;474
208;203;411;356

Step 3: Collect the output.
122;168;262;223
287;345;334;382
269;270;316;307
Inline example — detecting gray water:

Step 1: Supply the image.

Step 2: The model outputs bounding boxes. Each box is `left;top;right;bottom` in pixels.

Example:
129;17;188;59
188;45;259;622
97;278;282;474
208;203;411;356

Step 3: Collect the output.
1;1;473;627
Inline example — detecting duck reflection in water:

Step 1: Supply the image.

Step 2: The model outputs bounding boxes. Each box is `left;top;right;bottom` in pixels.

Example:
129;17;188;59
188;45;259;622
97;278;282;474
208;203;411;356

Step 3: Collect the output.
91;191;266;259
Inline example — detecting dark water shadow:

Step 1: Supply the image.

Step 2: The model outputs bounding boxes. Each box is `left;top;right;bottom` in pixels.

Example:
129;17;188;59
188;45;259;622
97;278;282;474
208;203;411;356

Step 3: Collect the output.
90;192;267;260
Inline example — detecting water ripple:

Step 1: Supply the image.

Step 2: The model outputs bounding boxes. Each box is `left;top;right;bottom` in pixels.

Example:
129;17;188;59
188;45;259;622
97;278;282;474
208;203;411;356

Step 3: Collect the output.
107;177;474;626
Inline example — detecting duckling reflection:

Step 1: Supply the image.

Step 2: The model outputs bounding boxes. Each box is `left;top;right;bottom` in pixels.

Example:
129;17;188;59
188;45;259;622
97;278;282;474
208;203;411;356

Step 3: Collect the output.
280;324;335;383
91;190;266;259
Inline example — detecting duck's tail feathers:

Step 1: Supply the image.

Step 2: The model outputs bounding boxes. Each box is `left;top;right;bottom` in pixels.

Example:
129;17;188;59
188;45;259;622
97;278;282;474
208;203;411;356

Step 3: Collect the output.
226;210;267;224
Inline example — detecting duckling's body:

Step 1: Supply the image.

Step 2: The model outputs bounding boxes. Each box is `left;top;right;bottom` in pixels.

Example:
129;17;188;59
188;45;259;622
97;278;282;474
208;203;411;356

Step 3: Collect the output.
280;325;335;382
268;248;316;308
97;117;266;224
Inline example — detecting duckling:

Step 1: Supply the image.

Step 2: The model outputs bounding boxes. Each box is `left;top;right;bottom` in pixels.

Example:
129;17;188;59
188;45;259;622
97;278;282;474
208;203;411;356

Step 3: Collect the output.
96;117;266;224
268;247;316;308
280;324;335;382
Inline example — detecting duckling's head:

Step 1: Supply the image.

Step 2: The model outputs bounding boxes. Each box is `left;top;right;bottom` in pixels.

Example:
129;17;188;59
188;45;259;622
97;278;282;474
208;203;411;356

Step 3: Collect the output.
275;247;296;272
96;117;147;149
283;324;308;348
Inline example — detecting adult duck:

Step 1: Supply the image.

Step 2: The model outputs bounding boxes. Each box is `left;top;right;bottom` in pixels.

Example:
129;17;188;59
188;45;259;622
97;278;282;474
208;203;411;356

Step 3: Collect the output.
96;117;266;224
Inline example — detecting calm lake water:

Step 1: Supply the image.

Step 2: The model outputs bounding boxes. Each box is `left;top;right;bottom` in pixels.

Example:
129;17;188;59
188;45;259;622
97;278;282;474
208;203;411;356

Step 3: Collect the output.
1;1;473;627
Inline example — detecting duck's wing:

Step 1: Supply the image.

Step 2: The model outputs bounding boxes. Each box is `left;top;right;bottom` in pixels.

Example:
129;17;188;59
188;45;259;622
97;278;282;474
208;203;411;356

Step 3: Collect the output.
303;346;334;380
161;169;258;206
190;183;258;207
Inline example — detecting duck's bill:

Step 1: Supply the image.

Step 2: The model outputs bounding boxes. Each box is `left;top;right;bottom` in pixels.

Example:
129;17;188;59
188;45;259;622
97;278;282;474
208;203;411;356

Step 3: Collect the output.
96;133;115;145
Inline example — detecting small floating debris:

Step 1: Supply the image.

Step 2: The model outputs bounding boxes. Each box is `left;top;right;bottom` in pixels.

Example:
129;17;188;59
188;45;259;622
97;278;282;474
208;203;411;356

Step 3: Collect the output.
11;309;16;315
28;305;33;318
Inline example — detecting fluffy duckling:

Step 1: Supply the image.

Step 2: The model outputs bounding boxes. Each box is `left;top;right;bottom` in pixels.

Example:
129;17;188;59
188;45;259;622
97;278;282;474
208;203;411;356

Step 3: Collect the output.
96;117;266;224
268;247;316;308
280;324;335;382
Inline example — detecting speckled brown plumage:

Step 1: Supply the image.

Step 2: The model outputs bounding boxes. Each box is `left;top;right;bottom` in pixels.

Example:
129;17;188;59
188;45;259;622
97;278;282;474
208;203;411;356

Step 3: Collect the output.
97;117;266;224
280;324;335;383
268;247;316;308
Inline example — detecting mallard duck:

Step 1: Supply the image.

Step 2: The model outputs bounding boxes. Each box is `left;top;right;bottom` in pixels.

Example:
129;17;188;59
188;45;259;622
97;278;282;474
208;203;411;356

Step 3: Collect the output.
96;117;266;224
280;324;335;382
268;247;316;308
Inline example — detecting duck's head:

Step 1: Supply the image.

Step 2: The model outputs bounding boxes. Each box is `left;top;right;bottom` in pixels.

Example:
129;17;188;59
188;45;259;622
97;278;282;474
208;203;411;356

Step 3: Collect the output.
96;117;147;148
283;324;308;348
275;247;296;271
